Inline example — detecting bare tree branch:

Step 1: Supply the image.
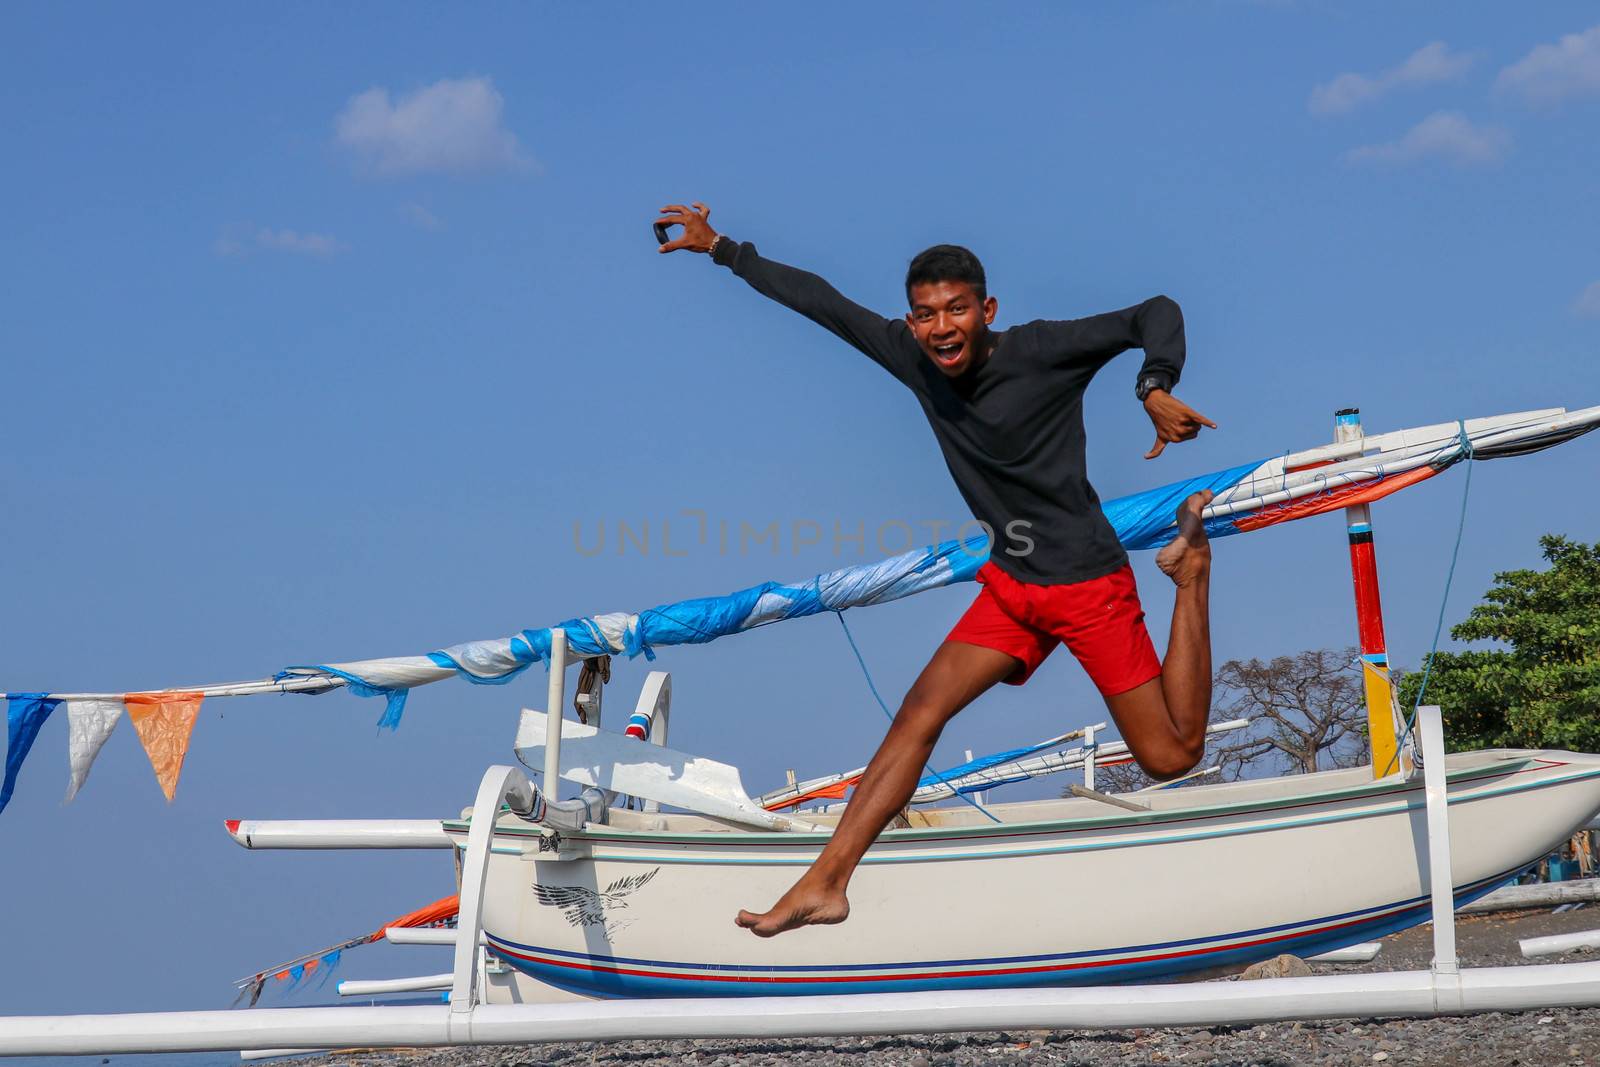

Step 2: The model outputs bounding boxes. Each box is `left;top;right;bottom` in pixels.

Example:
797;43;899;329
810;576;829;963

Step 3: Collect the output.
1066;648;1370;795
1211;647;1368;779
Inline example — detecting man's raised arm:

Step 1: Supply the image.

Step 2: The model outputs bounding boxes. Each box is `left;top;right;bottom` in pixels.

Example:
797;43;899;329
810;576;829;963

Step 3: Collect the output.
656;203;907;375
1042;296;1217;460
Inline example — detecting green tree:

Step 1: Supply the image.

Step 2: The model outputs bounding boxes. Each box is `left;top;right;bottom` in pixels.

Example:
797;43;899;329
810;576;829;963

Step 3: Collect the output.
1399;535;1600;752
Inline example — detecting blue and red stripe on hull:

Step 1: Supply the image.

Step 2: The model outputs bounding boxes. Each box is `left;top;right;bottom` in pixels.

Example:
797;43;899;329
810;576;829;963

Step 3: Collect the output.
485;865;1522;999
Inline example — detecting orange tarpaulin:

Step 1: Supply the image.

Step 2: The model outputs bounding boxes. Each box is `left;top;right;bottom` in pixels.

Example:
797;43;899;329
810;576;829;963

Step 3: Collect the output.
1233;464;1441;532
766;775;859;811
124;691;204;802
371;893;460;940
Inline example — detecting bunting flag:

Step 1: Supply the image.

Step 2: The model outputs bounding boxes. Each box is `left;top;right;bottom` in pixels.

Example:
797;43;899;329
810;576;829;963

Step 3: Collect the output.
2;695;61;815
313;949;342;990
124;692;203;802
234;894;459;1002
64;699;125;802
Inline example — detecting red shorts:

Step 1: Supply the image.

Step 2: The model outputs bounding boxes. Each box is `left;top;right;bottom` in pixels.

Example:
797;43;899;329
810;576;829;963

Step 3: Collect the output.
946;561;1162;696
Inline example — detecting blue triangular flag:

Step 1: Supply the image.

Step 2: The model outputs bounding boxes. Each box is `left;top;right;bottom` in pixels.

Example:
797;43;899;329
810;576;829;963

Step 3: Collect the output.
2;695;62;814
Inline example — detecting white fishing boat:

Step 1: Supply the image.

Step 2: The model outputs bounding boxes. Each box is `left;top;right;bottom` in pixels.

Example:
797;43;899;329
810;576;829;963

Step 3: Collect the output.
5;403;1600;1054
462;713;1600;1002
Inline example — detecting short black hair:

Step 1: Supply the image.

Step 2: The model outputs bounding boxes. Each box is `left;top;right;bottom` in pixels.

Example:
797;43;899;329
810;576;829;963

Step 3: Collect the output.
905;244;987;304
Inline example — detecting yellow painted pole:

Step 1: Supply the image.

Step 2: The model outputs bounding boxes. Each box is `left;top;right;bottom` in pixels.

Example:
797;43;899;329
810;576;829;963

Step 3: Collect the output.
1334;409;1402;778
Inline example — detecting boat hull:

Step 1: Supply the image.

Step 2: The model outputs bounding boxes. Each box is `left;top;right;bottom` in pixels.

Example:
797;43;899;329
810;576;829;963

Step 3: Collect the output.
453;751;1600;1001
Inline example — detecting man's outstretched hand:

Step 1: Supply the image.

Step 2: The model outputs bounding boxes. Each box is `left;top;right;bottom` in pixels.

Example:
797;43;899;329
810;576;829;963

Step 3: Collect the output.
1143;391;1218;459
656;202;718;254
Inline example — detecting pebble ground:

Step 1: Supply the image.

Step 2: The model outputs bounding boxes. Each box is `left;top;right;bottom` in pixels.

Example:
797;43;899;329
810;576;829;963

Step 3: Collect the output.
322;907;1600;1067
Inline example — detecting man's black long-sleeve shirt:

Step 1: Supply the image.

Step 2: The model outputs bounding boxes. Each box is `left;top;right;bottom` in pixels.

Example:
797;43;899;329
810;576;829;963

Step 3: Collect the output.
712;239;1186;586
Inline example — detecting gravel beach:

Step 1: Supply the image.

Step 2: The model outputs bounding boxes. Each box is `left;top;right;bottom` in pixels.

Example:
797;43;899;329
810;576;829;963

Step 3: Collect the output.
318;907;1600;1067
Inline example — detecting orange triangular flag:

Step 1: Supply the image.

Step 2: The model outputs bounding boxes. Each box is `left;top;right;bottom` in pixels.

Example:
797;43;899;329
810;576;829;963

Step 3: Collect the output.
124;691;203;802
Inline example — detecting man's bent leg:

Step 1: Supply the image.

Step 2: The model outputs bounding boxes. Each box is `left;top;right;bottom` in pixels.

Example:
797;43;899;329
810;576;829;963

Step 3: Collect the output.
1105;490;1214;780
735;641;1019;937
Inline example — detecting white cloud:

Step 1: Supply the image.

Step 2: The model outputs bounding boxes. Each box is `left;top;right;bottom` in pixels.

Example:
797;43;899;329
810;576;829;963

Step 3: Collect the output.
335;76;532;176
400;202;443;230
1495;24;1600;106
1310;42;1477;116
256;228;347;256
1574;281;1600;318
1344;112;1510;166
215;224;347;258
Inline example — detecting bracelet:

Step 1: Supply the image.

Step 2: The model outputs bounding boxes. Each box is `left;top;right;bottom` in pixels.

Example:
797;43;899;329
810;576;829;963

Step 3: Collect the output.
707;233;724;257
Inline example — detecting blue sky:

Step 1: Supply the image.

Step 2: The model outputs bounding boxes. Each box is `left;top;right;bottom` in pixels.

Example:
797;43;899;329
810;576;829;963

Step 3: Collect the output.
2;2;1598;1020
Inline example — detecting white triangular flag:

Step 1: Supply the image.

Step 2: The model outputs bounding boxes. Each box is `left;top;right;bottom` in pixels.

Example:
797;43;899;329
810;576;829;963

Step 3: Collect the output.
65;699;125;802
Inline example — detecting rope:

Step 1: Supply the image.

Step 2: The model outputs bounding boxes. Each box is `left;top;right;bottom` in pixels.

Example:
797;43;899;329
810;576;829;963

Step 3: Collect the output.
1383;420;1476;774
833;611;1002;824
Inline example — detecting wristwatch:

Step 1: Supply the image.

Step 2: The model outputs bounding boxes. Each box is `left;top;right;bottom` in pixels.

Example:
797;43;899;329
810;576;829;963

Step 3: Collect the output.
1135;374;1171;402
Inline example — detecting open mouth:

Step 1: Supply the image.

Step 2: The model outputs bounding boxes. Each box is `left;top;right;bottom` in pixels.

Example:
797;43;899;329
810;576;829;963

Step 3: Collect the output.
932;342;964;365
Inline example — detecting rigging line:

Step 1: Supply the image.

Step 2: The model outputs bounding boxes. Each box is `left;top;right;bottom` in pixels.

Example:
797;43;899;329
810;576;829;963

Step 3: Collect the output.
832;610;1002;824
1380;420;1476;777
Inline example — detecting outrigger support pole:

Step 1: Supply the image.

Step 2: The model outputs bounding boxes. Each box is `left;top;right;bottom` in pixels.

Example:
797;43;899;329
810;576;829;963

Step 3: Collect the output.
1335;408;1403;779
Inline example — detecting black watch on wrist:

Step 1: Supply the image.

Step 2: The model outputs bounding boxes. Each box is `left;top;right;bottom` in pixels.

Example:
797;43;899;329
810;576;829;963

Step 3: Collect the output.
1135;374;1171;402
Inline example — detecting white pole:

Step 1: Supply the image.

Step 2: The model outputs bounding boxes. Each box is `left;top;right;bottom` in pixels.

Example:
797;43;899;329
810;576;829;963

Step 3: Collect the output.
1521;929;1600;959
543;630;568;802
1082;724;1098;792
1307;943;1383;963
1416;705;1461;1008
337;974;451;996
385;928;479;946
239;1048;324;1060
226;820;452;850
8;963;1600;1055
1462;880;1600;914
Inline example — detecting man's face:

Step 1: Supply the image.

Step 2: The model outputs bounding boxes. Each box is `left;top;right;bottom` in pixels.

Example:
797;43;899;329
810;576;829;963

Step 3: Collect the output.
906;281;998;378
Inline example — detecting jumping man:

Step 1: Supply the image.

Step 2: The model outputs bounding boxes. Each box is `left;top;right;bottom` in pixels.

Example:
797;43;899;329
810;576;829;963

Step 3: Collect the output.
657;202;1219;937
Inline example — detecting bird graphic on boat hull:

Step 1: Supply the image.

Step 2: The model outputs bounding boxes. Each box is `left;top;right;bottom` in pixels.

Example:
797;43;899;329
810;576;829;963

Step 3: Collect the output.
533;869;660;937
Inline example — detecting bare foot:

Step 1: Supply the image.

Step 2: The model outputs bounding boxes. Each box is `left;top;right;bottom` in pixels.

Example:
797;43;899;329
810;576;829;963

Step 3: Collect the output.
735;877;850;938
1155;490;1214;587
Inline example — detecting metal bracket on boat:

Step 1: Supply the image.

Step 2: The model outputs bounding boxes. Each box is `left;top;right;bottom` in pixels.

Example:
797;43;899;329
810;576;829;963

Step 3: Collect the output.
501;775;608;835
1067;784;1149;812
1081;722;1106;791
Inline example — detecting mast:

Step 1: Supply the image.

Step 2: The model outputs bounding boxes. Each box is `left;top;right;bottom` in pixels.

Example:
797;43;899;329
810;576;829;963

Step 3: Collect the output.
1334;408;1401;778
